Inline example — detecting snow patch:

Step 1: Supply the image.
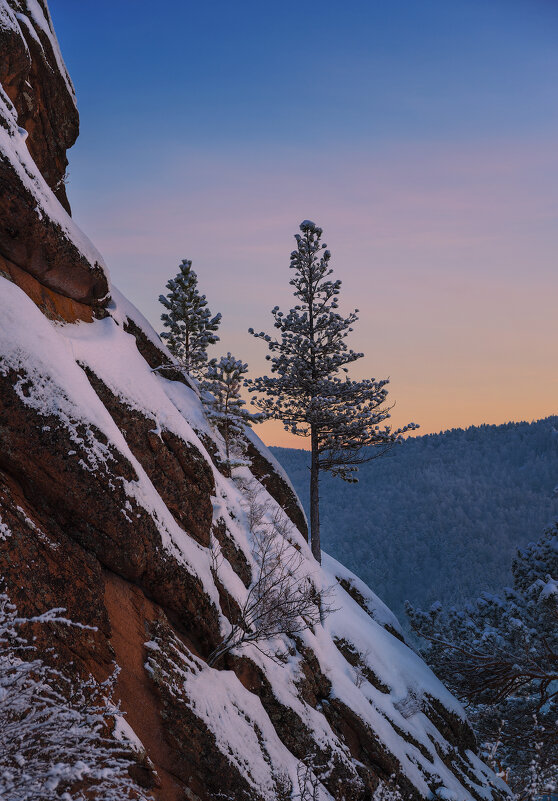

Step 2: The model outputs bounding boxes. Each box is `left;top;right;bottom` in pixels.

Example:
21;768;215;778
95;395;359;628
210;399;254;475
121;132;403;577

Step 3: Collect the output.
16;0;76;107
0;514;11;541
113;715;146;755
0;75;108;284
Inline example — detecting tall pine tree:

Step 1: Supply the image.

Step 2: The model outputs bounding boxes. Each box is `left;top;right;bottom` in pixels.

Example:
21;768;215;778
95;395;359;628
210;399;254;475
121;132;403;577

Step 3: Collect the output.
247;220;417;563
159;259;221;378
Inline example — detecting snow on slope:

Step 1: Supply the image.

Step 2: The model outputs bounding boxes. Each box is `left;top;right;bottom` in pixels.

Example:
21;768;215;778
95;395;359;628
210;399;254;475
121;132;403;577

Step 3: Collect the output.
0;279;215;601
0;273;510;799
243;424;307;525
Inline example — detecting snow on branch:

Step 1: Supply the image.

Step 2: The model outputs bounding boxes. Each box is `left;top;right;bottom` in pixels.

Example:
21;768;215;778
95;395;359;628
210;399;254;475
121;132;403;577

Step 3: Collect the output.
0;590;152;800
207;480;329;667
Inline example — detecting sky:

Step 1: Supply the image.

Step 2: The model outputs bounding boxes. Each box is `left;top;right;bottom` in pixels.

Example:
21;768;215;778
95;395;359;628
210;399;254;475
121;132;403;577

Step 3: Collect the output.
48;0;557;447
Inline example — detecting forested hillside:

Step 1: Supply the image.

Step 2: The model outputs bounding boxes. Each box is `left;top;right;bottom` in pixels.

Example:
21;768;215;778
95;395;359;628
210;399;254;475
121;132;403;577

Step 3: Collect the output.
271;417;558;622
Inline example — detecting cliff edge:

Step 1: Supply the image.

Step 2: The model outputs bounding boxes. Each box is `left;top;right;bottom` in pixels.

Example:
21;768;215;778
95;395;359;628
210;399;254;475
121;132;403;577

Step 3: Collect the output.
0;3;511;799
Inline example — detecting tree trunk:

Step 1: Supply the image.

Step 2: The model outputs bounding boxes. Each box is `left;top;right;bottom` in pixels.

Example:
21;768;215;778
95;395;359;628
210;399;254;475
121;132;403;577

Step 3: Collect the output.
310;424;321;564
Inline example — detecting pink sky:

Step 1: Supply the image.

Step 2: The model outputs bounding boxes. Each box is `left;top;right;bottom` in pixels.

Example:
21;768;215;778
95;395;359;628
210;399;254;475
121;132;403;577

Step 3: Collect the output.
71;137;557;447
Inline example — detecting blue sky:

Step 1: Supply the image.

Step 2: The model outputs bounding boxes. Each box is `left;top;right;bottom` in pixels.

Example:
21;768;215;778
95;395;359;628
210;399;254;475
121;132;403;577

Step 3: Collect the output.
51;0;558;147
48;0;558;444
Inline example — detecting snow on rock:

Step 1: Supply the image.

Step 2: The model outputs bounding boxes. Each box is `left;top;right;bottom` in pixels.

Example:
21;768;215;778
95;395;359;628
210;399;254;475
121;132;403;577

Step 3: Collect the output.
322;552;402;636
0;272;511;800
0;514;11;541
0;278;217;603
0;83;108;279
113;715;147;755
108;287;176;365
0;2;512;797
0;0;18;32
0;0;109;306
16;0;77;106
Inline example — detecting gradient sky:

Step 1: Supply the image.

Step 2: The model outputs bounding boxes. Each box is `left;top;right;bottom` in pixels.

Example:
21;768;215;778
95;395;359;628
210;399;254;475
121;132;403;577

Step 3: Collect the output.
48;0;557;447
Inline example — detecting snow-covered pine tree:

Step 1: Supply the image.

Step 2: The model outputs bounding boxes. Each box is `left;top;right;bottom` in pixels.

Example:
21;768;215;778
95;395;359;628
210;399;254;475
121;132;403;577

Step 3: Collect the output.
202;353;264;473
406;522;558;797
159;259;221;378
247;220;417;563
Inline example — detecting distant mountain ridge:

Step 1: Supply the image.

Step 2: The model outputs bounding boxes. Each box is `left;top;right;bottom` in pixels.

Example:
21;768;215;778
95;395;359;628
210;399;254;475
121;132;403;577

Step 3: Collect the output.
271;417;558;622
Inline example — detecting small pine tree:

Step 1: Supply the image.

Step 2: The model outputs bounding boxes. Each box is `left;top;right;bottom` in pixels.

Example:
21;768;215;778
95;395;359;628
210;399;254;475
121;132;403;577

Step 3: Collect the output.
202;353;264;471
247;220;417;563
159;259;221;378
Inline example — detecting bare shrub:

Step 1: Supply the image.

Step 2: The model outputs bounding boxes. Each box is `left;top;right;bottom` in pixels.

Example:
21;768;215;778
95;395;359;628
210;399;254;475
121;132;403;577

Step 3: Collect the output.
274;769;294;800
295;759;321;801
372;776;404;800
0;590;151;800
208;480;328;667
353;647;372;688
294;752;364;801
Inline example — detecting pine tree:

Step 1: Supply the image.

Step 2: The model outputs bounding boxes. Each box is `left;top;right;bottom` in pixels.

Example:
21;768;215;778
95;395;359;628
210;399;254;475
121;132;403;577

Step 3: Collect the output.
159;259;221;378
406;522;558;796
247;220;417;563
202;353;264;472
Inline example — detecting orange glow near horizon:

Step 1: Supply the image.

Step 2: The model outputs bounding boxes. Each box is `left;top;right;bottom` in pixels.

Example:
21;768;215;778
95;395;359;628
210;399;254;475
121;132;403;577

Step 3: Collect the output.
71;141;558;446
257;401;558;450
56;0;558;455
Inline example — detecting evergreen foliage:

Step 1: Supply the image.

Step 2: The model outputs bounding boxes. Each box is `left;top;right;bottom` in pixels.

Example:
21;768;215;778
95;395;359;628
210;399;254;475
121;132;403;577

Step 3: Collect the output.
247;220;416;562
159;259;221;377
407;523;558;797
202;353;264;471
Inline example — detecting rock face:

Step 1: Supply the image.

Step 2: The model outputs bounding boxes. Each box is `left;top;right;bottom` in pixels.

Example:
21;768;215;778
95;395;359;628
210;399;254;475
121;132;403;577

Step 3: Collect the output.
0;0;109;309
0;4;511;800
1;0;77;211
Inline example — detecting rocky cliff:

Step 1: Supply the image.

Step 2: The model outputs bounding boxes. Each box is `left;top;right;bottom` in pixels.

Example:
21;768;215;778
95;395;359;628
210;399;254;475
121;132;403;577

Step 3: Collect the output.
0;3;511;800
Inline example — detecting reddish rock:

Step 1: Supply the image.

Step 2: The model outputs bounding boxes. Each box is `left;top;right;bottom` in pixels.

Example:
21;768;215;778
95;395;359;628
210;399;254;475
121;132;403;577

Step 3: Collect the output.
0;469;113;676
0;1;109;308
245;439;308;539
0;254;94;322
0;0;78;211
0;367;221;654
0;154;109;305
103;571;187;800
